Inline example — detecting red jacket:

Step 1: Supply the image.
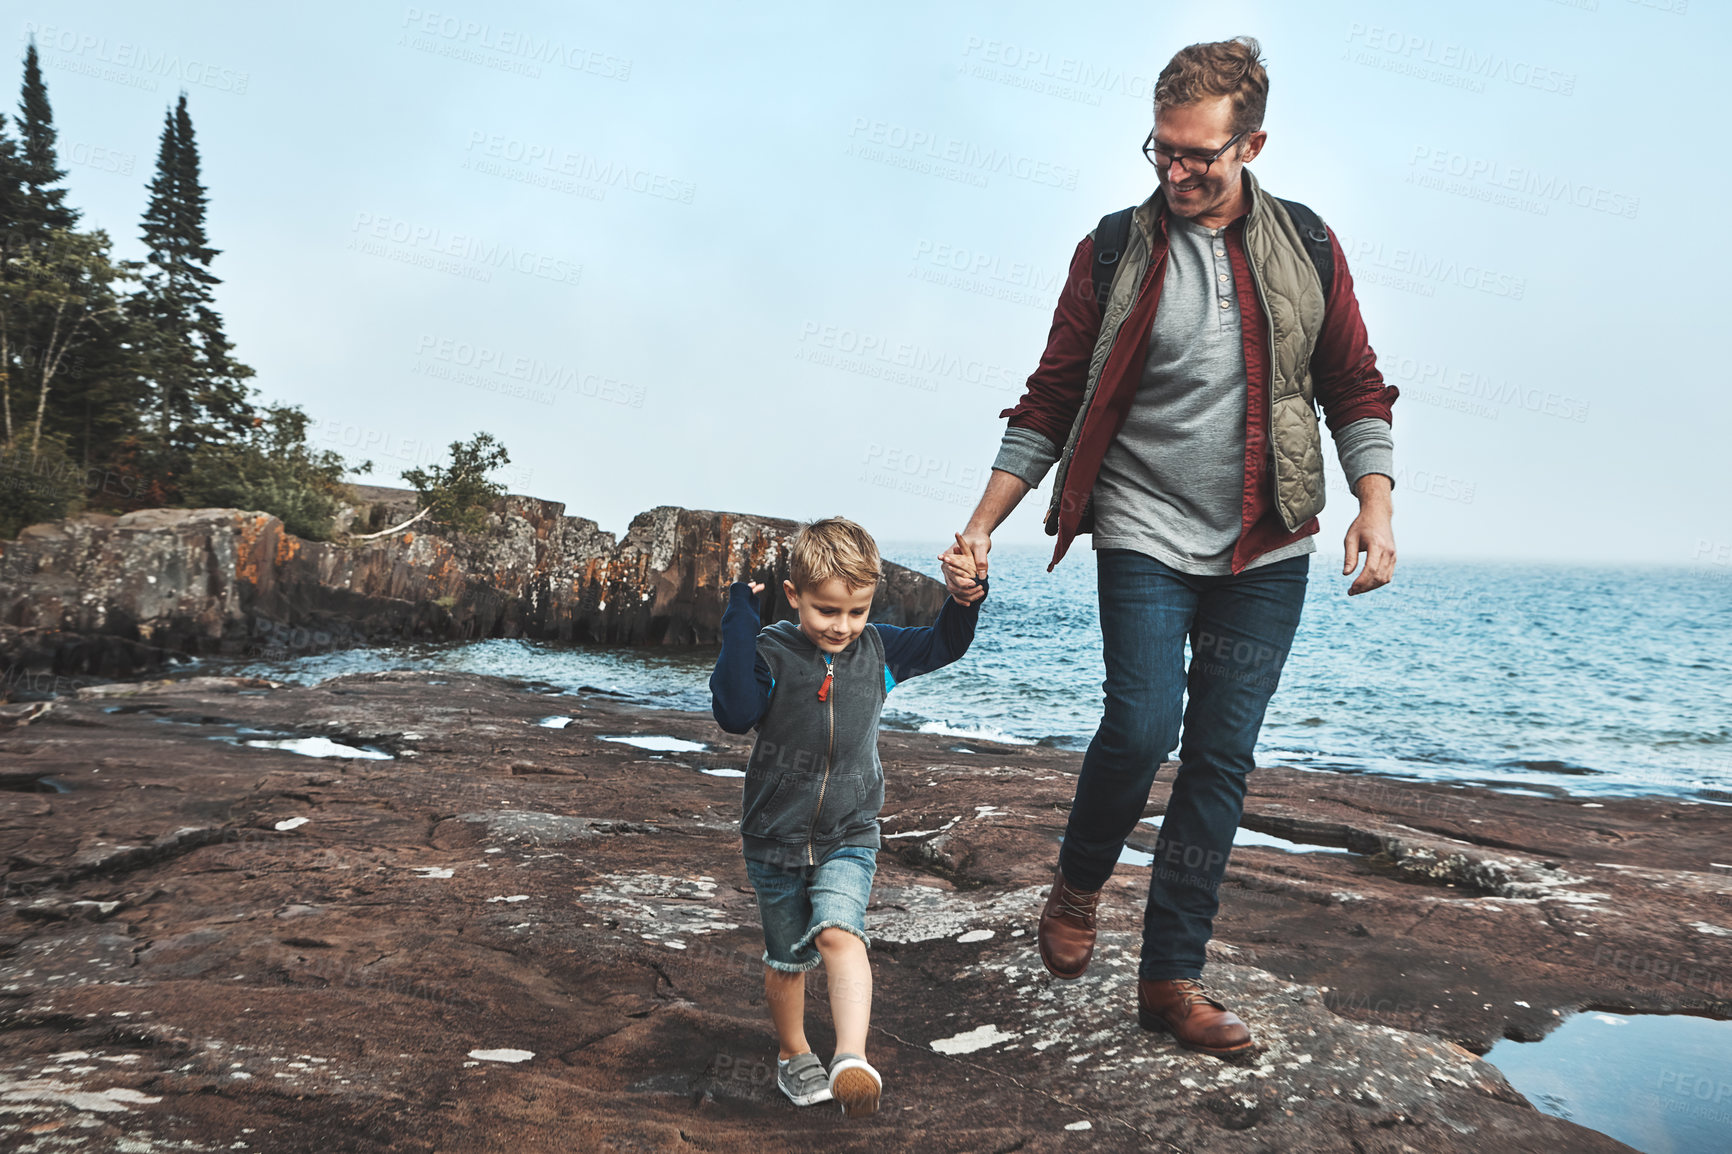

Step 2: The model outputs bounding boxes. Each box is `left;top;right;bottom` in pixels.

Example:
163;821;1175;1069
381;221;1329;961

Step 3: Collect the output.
1000;199;1399;572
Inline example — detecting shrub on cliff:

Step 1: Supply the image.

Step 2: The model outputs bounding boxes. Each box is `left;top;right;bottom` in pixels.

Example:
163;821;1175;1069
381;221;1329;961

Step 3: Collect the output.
401;432;511;535
180;404;367;540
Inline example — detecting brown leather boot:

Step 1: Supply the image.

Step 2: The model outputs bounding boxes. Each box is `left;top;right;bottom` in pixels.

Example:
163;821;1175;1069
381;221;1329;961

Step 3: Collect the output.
1036;868;1101;979
1137;978;1254;1057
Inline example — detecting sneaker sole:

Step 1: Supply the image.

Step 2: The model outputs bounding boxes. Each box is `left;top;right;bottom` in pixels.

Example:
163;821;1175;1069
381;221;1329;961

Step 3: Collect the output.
831;1067;880;1117
1137;1007;1255;1057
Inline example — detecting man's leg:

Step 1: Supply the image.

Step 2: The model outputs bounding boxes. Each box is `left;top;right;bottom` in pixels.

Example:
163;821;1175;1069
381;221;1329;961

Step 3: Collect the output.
1057;549;1196;890
1140;555;1309;981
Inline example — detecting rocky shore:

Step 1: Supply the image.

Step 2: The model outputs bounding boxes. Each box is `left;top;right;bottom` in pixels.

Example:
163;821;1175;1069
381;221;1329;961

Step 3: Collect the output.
4;671;1728;1151
0;489;946;690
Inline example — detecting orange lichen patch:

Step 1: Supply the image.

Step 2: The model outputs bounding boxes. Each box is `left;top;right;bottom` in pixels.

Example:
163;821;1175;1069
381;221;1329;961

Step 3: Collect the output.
403;533;414;546
275;533;301;564
234;514;274;585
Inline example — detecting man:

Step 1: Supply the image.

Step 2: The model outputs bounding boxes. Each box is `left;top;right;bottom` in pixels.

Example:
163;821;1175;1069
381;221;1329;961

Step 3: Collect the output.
951;37;1398;1058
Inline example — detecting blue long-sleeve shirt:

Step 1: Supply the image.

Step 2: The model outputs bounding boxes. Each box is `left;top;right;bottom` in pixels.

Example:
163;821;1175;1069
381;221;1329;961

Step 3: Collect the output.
711;578;988;865
710;581;987;734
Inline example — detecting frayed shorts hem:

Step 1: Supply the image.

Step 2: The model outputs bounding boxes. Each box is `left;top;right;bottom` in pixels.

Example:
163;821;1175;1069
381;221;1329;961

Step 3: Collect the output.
761;952;823;974
793;919;871;958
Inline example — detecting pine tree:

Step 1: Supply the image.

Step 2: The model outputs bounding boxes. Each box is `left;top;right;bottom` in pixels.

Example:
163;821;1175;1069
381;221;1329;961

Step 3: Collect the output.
14;40;77;235
134;91;253;459
0;109;28;445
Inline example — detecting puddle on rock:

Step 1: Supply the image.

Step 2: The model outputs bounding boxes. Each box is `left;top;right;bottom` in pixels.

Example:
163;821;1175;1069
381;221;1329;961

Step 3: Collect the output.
598;734;707;753
0;775;72;793
238;736;393;760
1139;818;1352;856
1485;1010;1732;1154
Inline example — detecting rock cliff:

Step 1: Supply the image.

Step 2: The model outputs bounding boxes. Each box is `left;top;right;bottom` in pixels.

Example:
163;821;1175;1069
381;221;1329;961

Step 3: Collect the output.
0;489;946;691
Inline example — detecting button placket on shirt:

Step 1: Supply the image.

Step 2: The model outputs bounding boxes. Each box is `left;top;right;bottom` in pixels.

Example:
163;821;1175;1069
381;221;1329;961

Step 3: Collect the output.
1211;229;1235;331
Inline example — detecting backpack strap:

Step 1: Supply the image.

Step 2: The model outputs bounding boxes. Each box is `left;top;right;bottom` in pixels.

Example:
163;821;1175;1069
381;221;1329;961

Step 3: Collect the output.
1274;196;1335;303
1089;206;1137;311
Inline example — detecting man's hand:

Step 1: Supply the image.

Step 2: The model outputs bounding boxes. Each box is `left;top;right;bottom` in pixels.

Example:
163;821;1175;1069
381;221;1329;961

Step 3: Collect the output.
939;533;986;605
747;581;765;595
956;525;991;583
1343;474;1396;596
955;468;1031;585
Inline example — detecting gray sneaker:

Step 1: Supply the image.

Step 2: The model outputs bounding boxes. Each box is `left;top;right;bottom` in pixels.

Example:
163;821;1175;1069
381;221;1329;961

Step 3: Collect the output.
777;1051;832;1107
828;1052;881;1117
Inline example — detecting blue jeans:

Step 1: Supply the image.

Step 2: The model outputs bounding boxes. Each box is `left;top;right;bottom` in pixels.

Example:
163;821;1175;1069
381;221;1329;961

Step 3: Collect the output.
1058;549;1309;982
744;845;877;973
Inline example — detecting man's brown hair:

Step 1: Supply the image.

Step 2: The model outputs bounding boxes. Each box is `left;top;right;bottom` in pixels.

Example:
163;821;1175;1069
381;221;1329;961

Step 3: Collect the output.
788;517;882;592
1154;36;1269;137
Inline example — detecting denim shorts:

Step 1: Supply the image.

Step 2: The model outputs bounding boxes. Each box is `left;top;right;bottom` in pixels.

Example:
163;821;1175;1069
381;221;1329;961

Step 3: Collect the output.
743;845;877;973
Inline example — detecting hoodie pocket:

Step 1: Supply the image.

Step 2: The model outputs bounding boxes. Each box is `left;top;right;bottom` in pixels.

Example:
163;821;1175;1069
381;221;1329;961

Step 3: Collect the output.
815;773;866;841
742;773;821;843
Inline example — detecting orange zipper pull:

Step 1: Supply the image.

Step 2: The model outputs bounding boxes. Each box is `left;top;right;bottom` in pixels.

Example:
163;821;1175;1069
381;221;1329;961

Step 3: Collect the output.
817;656;834;702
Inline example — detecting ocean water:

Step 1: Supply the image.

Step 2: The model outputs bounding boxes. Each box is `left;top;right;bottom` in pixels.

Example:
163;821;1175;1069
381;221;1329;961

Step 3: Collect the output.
212;544;1732;804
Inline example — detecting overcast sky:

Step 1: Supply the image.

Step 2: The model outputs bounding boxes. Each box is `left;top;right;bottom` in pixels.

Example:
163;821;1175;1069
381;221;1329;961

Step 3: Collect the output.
22;0;1730;566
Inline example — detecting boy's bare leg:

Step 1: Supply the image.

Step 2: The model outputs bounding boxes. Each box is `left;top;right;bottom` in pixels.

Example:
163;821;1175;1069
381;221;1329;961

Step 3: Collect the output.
764;967;811;1060
815;928;872;1056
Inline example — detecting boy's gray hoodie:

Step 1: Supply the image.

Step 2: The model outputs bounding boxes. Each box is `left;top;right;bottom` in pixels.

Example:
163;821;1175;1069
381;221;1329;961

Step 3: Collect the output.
710;582;984;868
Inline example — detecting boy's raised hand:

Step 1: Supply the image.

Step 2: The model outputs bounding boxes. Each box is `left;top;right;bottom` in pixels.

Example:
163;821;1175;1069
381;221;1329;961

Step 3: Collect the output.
938;533;985;605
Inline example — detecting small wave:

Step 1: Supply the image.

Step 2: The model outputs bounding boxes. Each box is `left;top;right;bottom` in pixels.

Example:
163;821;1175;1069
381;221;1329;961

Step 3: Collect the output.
913;721;1035;746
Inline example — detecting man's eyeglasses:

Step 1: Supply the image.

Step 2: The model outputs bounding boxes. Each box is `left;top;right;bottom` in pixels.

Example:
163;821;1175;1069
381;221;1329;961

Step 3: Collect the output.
1142;129;1247;177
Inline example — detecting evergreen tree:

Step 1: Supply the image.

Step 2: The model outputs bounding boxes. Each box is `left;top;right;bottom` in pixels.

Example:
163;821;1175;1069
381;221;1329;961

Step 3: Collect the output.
134;91;253;460
0;109;27;445
14;40;77;235
182;404;363;540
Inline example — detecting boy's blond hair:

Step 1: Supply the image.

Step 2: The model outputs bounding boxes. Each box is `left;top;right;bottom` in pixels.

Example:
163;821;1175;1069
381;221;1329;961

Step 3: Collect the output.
788;517;882;592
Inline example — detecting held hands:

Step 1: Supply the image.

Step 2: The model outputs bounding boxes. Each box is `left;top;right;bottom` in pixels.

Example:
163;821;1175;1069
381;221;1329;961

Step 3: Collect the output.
938;533;986;605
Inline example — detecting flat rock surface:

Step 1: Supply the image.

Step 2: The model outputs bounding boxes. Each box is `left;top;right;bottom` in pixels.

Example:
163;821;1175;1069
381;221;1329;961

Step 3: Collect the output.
3;672;1727;1151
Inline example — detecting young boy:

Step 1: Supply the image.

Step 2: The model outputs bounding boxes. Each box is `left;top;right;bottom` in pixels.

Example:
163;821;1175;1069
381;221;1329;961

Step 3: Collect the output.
710;518;985;1117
